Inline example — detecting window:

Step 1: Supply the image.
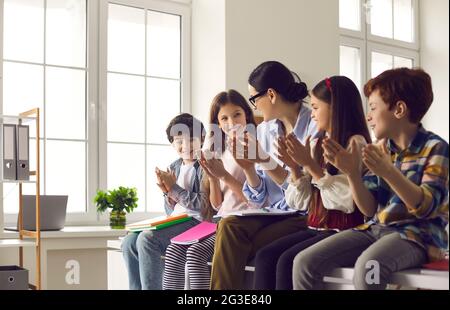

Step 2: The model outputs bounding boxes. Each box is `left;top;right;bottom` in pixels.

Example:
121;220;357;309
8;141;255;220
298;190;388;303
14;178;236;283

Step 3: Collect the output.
339;0;419;108
103;1;186;217
1;0;87;217
1;0;190;224
339;0;361;32
369;0;415;43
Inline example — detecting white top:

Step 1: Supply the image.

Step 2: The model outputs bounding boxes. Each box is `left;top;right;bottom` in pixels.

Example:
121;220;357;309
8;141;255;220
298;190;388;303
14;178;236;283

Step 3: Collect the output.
285;135;367;214
213;149;256;217
173;162;196;215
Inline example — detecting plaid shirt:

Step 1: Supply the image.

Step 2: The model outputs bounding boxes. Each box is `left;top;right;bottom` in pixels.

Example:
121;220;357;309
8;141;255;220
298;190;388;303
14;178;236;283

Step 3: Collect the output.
356;126;449;261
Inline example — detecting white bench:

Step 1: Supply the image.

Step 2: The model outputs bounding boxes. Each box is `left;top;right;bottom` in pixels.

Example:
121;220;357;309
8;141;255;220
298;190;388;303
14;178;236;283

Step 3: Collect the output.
322;267;449;290
200;262;449;290
109;239;449;290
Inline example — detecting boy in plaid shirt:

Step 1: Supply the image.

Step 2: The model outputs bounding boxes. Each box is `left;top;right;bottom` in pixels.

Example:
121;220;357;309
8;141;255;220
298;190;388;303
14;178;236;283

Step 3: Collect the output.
292;68;448;290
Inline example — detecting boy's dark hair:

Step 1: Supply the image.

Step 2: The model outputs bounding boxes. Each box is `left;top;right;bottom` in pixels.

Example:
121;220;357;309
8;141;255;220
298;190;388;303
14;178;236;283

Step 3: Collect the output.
166;113;205;144
364;67;434;123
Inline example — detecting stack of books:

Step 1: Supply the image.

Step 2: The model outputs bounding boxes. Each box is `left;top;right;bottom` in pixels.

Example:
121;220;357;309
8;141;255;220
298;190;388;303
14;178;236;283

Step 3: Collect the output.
126;213;191;232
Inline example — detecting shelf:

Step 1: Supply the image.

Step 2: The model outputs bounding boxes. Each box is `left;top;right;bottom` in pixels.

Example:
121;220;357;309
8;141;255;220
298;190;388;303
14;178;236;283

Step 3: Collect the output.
0;239;36;248
1;108;41;289
0;114;36;124
0;179;36;184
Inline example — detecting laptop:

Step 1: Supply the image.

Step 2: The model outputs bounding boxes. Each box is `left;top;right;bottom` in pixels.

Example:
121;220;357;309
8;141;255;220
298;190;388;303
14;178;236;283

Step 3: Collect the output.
5;195;68;231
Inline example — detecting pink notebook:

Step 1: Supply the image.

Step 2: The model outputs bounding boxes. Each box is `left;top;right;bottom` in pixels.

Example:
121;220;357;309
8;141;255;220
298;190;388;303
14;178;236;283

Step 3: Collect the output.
171;222;217;245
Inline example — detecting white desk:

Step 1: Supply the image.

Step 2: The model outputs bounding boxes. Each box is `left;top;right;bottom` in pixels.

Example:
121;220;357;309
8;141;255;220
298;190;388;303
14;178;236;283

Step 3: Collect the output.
0;226;127;289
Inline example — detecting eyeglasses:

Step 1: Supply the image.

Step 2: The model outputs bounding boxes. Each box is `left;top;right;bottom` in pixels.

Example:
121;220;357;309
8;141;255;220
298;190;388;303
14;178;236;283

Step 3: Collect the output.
248;89;268;109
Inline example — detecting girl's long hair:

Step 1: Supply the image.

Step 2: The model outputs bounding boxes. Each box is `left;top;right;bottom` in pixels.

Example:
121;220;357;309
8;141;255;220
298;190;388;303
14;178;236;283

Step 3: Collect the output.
310;76;371;225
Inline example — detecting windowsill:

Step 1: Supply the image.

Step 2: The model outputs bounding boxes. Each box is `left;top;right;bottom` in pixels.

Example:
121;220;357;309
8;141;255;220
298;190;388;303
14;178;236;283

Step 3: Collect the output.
0;226;127;239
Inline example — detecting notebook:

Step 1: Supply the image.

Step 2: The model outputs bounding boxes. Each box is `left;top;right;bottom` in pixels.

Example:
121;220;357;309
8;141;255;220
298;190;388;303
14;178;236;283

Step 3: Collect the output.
171;222;217;245
126;213;189;232
149;217;192;231
214;208;299;218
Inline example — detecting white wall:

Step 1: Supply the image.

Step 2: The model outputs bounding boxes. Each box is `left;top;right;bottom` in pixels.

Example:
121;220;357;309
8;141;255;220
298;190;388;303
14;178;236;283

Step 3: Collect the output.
225;0;339;100
191;0;227;126
191;0;339;124
420;0;449;142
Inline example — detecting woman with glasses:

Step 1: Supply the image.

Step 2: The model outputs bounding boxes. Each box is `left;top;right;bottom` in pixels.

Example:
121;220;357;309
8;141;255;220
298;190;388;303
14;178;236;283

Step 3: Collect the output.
210;61;317;289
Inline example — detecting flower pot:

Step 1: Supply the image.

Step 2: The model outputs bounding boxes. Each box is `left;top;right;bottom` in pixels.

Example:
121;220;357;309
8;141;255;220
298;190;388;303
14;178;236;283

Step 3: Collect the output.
110;210;126;229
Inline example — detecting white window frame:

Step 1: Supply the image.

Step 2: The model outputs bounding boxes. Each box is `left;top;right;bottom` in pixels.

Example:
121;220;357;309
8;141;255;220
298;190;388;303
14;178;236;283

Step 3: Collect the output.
339;0;420;111
340;36;367;93
367;41;420;78
0;0;95;226
98;0;191;223
339;0;366;40
0;0;191;226
366;0;420;50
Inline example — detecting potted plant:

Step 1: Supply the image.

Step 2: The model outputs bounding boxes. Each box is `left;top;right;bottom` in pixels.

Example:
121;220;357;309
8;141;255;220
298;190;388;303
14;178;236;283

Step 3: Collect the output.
94;186;138;229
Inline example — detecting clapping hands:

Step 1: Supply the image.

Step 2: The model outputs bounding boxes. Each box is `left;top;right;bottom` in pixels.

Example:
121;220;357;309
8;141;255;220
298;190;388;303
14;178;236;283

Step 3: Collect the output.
155;167;177;193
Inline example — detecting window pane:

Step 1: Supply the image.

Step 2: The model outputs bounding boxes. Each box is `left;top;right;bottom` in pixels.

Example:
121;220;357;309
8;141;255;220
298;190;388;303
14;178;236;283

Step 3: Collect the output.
339;0;360;31
2;62;43;137
108;4;145;75
2;183;37;214
147;78;181;144
394;0;413;42
147;145;178;213
2;139;44;214
3;0;44;63
46;0;87;67
372;52;393;78
107;143;146;212
371;0;393;39
46;140;86;213
340;45;361;90
46;67;86;140
147;10;181;79
107;73;145;143
394;56;413;68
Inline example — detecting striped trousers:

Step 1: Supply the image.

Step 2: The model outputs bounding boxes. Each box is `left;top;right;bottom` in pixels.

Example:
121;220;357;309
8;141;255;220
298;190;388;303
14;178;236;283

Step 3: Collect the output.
162;234;216;290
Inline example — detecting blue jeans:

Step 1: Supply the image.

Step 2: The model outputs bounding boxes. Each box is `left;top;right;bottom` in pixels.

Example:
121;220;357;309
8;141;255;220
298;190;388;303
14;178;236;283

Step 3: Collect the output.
121;218;200;290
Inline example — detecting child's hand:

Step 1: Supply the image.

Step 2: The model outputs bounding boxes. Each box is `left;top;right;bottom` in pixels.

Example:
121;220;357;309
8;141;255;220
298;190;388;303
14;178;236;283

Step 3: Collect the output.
155;167;169;193
228;132;271;165
362;142;393;178
158;168;177;192
274;136;300;170
322;138;360;177
199;152;229;180
227;133;256;171
285;134;313;167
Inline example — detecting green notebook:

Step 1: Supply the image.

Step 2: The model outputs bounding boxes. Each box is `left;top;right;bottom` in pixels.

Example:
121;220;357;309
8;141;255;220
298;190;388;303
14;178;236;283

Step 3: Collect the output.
149;216;192;230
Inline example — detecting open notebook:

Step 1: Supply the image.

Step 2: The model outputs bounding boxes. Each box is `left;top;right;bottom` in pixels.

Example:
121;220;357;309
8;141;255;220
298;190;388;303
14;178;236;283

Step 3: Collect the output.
214;208;299;218
171;222;217;245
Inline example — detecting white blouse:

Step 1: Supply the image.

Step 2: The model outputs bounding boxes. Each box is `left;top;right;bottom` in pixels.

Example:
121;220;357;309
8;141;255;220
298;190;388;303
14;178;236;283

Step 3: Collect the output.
285;135;367;214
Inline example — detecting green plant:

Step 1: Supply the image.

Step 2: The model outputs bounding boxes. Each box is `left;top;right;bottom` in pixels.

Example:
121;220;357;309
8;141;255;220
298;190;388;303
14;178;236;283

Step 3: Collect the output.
94;186;138;214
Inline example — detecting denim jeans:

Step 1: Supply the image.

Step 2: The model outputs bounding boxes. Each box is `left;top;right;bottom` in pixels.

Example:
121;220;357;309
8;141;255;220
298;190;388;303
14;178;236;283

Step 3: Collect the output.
121;218;199;290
